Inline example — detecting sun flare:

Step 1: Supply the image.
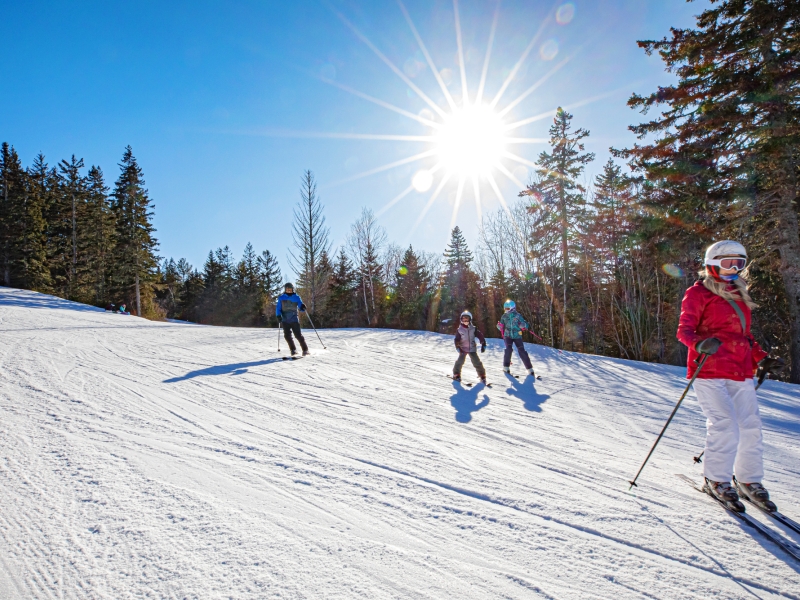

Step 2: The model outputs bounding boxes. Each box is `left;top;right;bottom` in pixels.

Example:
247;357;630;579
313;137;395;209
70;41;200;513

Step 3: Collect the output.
434;104;507;176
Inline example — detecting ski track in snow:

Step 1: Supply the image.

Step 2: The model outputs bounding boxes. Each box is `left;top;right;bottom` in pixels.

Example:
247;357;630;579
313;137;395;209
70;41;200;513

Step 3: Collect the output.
1;288;799;599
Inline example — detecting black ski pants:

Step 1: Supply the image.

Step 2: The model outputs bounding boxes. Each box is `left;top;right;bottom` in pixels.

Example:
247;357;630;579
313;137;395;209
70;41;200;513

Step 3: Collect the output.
503;337;532;369
454;351;486;378
282;322;308;354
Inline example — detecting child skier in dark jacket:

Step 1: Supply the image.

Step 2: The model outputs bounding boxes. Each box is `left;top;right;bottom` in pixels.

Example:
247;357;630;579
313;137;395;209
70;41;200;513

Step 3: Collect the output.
453;310;487;384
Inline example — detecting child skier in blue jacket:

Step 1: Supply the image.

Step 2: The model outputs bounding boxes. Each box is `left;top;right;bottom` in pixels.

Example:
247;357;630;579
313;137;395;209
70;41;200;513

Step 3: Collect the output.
497;300;535;376
276;283;309;356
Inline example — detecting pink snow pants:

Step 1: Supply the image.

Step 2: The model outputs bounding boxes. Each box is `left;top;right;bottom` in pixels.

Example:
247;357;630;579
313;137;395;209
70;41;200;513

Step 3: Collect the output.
693;378;764;484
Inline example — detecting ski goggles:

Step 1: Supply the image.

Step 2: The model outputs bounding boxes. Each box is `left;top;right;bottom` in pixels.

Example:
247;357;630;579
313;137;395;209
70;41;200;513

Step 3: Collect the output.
707;257;747;271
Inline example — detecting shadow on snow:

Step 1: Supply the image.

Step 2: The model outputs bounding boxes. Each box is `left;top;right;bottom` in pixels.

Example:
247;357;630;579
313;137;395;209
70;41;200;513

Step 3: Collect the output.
449;381;489;424
164;358;285;382
503;373;550;412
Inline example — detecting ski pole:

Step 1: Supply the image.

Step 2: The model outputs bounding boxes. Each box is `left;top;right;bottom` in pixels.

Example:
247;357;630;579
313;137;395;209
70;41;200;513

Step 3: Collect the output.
304;313;327;349
277;324;281;352
629;354;710;490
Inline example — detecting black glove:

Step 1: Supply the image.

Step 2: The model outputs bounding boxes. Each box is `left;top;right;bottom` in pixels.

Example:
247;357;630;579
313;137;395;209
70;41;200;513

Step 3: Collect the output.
481;344;486;353
758;357;786;373
695;337;722;355
299;303;307;312
756;356;785;387
277;315;282;323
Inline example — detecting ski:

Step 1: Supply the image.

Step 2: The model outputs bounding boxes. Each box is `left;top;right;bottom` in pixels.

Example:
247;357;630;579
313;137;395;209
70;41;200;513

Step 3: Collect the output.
677;474;800;562
740;496;800;536
281;356;303;360
507;373;542;381
445;375;492;387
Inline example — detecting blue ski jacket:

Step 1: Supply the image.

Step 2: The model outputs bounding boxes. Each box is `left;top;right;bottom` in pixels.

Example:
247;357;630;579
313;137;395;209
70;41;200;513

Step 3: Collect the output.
276;293;306;324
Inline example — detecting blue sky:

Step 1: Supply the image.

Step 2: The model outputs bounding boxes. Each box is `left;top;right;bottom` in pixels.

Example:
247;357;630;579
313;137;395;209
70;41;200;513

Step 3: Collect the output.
1;0;708;274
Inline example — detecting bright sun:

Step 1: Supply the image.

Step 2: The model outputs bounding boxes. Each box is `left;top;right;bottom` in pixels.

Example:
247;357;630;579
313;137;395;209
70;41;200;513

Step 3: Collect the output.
434;104;507;177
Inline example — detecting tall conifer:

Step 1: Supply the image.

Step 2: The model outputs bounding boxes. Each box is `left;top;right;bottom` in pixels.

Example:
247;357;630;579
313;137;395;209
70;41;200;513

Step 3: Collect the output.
111;147;158;316
522;108;594;347
22;154;53;291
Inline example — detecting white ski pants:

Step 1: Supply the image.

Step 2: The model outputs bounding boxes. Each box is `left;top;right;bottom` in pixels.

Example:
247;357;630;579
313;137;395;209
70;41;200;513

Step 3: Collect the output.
693;378;763;484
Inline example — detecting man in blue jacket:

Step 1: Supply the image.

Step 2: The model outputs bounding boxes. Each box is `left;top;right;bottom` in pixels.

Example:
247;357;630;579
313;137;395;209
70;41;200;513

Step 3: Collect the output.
276;283;309;356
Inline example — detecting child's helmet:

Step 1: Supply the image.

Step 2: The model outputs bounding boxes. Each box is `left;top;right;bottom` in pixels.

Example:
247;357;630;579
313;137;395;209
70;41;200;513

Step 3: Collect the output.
503;300;516;310
704;240;747;281
460;310;473;321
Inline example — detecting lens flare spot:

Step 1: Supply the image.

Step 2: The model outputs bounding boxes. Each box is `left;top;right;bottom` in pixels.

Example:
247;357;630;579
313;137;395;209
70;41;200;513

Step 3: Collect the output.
434;104;507;176
556;3;575;25
540;39;559;61
398;265;409;276
662;264;684;278
412;169;434;192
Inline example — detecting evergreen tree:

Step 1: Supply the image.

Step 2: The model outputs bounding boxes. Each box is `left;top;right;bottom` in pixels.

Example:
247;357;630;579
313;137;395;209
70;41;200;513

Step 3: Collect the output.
23;154;54;292
326;247;357;326
57;155;86;298
0;144;26;286
439;227;480;329
257;248;283;324
619;0;800;381
82;166;114;304
110;146;158;316
521;108;594;347
389;245;431;330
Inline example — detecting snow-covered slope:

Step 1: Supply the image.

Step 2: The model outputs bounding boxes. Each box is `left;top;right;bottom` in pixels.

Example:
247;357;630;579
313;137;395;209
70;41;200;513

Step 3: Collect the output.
1;287;799;599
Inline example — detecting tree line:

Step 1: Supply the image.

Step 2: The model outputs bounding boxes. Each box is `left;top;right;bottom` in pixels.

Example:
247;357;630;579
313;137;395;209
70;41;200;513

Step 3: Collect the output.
2;0;798;382
0;144;157;316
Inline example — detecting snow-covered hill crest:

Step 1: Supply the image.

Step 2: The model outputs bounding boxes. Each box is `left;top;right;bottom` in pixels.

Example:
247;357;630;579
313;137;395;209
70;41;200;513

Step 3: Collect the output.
1;287;799;599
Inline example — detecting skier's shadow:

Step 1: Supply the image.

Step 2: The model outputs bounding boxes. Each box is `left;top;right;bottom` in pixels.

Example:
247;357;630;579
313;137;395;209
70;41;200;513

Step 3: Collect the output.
504;373;550;412
164;358;284;383
449;381;490;423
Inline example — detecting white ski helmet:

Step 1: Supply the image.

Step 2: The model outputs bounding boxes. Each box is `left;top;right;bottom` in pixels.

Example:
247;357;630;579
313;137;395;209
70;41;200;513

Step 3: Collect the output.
460;310;473;321
704;240;747;264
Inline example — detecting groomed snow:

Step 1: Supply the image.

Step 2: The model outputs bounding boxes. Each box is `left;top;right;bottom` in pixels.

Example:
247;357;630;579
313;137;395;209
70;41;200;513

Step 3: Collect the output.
1;287;798;599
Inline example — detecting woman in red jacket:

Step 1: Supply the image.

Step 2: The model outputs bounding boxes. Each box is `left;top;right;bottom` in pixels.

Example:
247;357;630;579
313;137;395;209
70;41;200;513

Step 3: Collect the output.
677;240;776;512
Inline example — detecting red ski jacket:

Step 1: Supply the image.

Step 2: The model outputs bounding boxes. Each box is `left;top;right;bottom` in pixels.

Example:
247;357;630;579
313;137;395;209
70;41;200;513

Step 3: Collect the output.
677;281;767;381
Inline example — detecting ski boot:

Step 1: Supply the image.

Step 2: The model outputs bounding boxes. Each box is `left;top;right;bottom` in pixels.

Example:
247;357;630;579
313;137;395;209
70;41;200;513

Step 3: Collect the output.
479;376;487;385
735;479;777;512
527;368;535;377
290;350;298;357
302;350;311;357
503;366;510;374
452;373;461;382
704;478;745;512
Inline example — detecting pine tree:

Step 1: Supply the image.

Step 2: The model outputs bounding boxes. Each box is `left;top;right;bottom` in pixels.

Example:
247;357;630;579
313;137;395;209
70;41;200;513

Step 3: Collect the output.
443;226;473;268
326;247;357;327
590;159;634;270
389;245;431;330
257;248;283;324
82;166;115;304
22;154;54;292
290;170;330;314
619;0;800;381
57;155;87;299
439;227;480;329
110;147;158;316
521;108;594;347
0;144;26;286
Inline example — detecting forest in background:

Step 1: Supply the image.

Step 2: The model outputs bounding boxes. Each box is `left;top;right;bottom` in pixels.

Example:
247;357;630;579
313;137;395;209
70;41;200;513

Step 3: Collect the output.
2;0;799;381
